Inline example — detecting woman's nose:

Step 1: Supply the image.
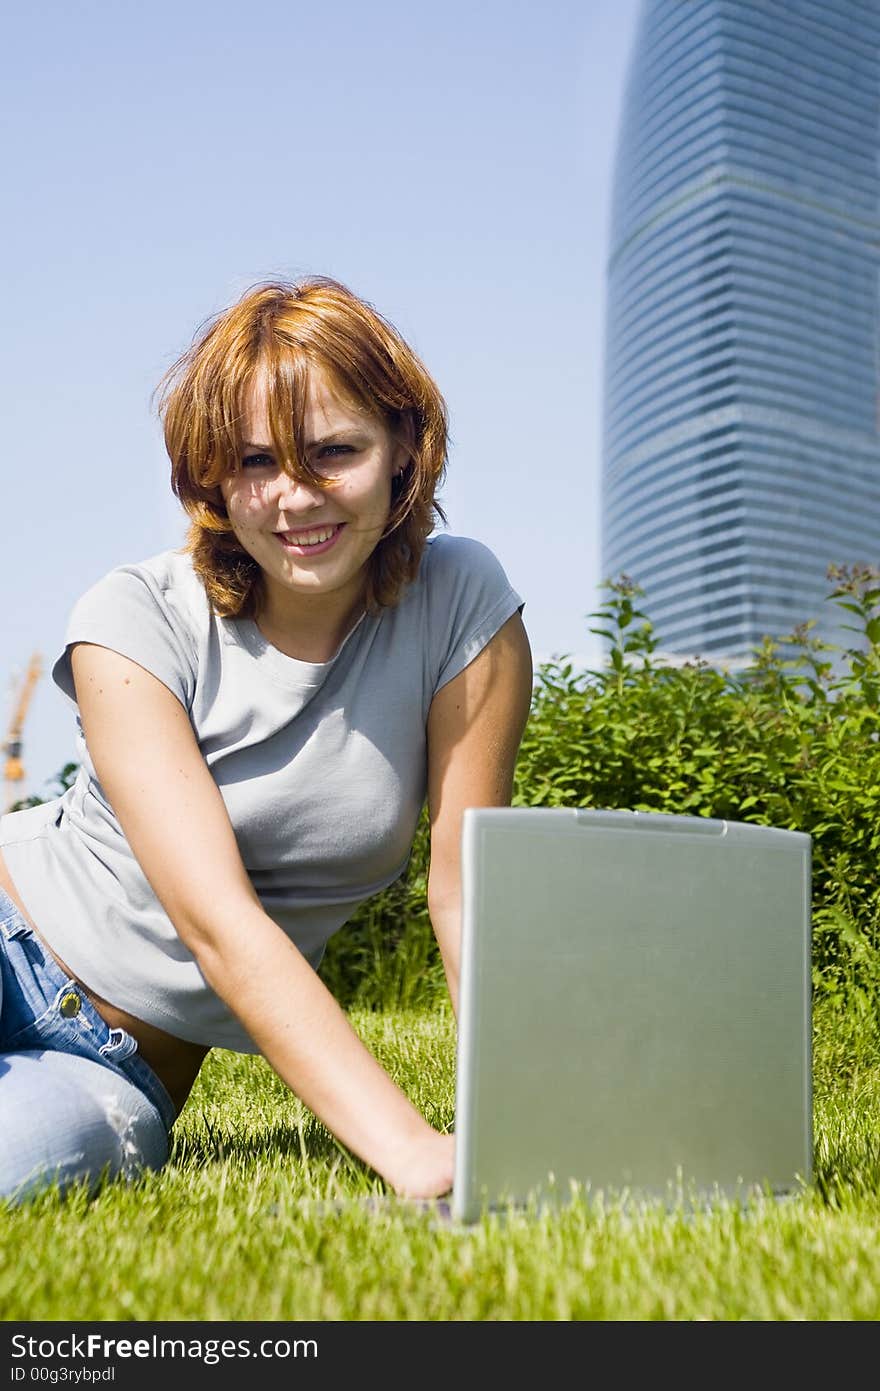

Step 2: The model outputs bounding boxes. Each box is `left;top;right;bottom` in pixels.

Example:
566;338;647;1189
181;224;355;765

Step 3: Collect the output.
274;471;325;510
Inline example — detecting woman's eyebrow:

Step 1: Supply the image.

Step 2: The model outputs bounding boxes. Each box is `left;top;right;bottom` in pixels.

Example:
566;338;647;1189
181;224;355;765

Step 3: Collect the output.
240;428;361;451
306;430;360;448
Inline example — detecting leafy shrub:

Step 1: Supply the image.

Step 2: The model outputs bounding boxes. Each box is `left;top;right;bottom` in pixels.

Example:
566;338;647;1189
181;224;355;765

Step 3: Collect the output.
327;565;880;1009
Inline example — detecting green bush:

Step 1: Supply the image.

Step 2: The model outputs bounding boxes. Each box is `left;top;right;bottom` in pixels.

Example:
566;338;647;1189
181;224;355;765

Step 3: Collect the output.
326;564;880;1010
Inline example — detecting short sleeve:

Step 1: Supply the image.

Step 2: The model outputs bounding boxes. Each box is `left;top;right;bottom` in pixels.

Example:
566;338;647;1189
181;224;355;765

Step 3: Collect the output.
51;560;199;711
425;534;525;694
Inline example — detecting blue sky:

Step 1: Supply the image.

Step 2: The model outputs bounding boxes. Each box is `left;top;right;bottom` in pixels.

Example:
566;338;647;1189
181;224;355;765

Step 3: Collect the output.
2;0;641;800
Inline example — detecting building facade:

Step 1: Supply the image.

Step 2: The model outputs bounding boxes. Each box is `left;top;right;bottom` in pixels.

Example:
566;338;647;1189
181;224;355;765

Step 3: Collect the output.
602;0;880;659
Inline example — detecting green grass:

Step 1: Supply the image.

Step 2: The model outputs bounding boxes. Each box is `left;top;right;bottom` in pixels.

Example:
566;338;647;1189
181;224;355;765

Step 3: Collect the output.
2;998;880;1321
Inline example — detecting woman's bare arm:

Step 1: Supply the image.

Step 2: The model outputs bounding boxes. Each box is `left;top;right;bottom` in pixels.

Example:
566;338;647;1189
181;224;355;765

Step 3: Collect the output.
425;612;534;1013
71;642;453;1198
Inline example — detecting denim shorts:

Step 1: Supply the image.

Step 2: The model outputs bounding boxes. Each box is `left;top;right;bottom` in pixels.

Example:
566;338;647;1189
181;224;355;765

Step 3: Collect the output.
0;886;176;1201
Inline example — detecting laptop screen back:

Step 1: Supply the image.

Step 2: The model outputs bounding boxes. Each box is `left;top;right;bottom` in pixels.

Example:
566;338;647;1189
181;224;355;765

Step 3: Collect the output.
452;807;812;1222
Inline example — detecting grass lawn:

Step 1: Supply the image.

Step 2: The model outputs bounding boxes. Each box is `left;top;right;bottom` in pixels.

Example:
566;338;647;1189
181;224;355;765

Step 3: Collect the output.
2;997;880;1322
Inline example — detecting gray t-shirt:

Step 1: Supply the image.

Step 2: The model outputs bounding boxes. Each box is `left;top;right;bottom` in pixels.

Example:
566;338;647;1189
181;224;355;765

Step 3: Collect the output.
0;534;523;1050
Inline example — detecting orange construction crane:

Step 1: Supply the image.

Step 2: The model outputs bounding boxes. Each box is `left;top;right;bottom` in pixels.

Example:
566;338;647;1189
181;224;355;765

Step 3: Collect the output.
3;652;42;811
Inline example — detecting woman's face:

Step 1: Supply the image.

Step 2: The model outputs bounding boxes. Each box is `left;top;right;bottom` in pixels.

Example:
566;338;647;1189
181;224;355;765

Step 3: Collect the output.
220;364;407;617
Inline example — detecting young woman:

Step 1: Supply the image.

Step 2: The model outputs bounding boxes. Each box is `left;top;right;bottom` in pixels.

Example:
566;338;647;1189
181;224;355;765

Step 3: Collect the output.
0;277;533;1203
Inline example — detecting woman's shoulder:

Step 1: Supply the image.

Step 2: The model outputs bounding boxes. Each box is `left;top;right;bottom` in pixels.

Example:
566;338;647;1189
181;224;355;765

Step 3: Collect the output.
420;531;513;584
75;547;208;624
53;548;209;706
417;532;522;612
403;533;524;693
102;545;202;593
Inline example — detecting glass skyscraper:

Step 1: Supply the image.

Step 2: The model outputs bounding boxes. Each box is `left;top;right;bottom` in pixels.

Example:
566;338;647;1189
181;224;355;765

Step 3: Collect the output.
602;0;880;658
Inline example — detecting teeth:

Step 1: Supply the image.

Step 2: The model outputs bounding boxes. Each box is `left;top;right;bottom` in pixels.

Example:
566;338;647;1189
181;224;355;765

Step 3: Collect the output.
283;526;336;546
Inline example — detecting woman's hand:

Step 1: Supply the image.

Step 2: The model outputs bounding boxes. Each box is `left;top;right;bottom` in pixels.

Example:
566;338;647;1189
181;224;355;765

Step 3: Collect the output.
385;1129;455;1200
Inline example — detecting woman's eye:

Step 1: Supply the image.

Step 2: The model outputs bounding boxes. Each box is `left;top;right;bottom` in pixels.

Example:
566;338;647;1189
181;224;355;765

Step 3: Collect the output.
241;452;274;470
313;444;355;475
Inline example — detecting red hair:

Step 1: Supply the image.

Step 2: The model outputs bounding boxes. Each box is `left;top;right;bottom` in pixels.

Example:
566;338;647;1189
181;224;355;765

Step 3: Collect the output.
156;277;448;616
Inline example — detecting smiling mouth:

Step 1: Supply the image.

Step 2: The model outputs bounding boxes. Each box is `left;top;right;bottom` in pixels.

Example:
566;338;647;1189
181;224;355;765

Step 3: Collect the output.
276;523;343;550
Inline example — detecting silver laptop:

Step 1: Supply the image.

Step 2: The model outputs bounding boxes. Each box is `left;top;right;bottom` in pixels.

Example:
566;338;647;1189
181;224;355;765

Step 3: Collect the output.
451;806;812;1222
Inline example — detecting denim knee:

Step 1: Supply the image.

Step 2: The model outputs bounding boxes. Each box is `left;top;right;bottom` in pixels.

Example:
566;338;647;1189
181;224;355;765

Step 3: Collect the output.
0;1048;170;1203
0;888;175;1202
